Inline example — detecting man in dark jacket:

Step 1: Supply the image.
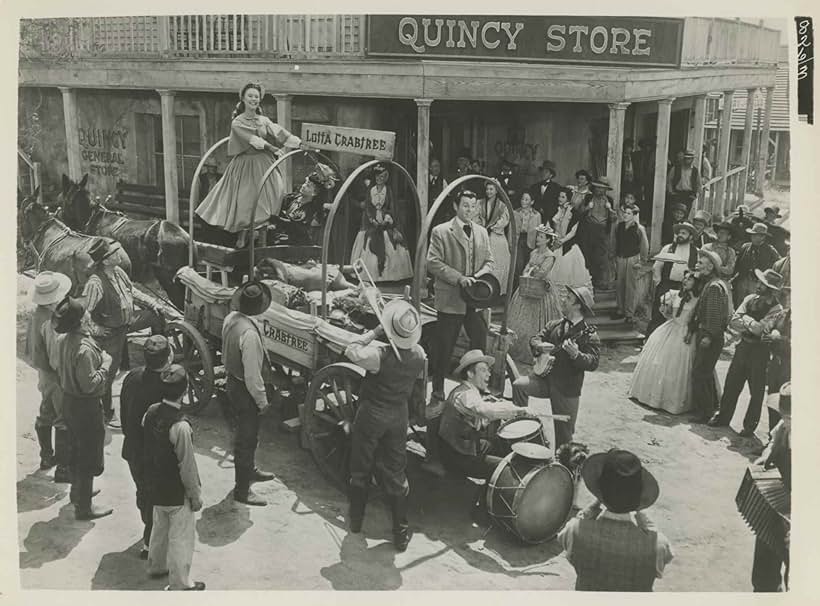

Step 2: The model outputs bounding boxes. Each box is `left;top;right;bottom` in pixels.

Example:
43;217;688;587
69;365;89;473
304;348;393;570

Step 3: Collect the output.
120;335;173;559
732;223;781;307
529;161;563;223
761;205;790;256
666;149;701;214
512;286;601;448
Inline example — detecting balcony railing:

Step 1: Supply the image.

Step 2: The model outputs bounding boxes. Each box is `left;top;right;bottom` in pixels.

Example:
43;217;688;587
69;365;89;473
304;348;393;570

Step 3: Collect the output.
19;15;365;59
680;17;780;67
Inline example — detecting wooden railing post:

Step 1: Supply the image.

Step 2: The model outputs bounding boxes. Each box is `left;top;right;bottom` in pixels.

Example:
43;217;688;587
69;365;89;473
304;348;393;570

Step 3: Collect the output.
158;15;170;56
33;162;42;203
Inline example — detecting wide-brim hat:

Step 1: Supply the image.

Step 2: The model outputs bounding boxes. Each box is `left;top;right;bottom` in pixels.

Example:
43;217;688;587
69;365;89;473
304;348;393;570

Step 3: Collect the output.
565;285;595;316
231;280;272;316
144;335;173;371
461;273;501;307
88;238;119;265
766;382;791;418
582;449;660;513
763;205;783;218
381;299;422;349
590;176;613;190
32;271;72;306
714;221;734;236
754;268;784;291
697;248;723;273
52;296;85;334
683;149;696;158
747;222;770;236
692;210;711;225
672;222;697;238
671;202;688;215
453;349;496;377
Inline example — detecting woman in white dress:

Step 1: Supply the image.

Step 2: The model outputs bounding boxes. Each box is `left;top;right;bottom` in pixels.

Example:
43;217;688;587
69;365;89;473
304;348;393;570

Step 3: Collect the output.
629;271;720;415
349;163;413;282
550;187;593;295
476;181;511;296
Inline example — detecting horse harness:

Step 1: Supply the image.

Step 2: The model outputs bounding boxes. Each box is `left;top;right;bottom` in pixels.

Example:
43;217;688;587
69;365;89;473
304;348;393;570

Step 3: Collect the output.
86;206;167;265
26;217;73;272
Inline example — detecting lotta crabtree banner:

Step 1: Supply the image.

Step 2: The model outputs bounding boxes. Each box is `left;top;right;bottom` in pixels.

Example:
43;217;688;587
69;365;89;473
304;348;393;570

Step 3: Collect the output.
301;123;396;160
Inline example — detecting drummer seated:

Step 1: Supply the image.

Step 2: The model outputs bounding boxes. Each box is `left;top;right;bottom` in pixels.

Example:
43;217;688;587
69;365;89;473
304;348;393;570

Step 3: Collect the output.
438;350;542;482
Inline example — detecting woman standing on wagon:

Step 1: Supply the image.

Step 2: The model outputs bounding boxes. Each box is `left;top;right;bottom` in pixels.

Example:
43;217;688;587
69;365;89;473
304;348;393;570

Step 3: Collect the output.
196;82;304;249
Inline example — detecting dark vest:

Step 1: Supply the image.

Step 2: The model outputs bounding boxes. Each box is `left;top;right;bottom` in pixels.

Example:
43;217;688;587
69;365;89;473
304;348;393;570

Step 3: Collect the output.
615;223;641;258
437;383;480;456
359;344;426;410
143;402;190;507
741;295;780;344
120;368;166;462
660;242;697;283
90;269;128;328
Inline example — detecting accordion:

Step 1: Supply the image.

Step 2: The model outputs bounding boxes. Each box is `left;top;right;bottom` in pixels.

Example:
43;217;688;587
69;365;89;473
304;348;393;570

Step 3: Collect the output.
735;465;791;560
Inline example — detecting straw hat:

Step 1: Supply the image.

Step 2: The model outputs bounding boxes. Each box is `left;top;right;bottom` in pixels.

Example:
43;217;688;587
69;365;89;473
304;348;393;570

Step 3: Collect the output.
747;223;770;236
453;349;496;377
590;176;613;190
754;269;785;291
380;299;422;349
32;271;71;306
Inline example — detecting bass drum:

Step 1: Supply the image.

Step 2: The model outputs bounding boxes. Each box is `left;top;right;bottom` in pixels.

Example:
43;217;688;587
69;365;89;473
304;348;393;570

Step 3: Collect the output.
492;417;549;457
487;446;574;544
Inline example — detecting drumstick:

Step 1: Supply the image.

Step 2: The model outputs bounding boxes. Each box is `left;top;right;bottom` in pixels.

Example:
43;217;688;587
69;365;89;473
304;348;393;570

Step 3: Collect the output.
535;414;571;423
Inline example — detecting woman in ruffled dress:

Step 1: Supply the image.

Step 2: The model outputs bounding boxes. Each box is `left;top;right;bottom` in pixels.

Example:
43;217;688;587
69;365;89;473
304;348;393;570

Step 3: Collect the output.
476;181;512;295
196;82;304;248
629;271;720;415
277;163;340;248
349;163;413;282
550;187;593;295
508;224;564;365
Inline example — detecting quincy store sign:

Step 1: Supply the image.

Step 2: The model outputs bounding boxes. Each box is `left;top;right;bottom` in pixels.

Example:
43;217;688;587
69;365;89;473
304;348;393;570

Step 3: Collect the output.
367;15;684;68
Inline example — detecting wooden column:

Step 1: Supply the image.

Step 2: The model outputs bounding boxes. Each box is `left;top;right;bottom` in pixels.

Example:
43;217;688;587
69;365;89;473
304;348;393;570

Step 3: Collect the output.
755;87;774;194
58;87;82;181
714;90;735;218
606;102;630;208
689;95;707;180
415;98;433;218
738;88;757;208
650;98;674;253
274;94;294;193
157;89;179;224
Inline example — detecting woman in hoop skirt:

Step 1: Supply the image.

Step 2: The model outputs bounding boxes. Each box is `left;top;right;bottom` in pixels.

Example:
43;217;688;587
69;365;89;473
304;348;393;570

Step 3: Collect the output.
550;187;593;295
508;224;563;365
476;181;512;296
196;82;304;248
349;163;413;282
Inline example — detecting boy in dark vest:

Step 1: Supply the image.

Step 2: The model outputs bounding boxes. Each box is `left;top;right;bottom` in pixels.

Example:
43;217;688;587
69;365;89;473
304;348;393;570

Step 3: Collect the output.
647;222;697;336
558;449;673;591
344;299;427;551
120;335;174;559
143;365;205;591
612;203;649;325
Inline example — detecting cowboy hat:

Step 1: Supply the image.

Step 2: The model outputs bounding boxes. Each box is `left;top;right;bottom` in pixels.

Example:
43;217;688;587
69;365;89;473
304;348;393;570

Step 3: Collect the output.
682;149;696;158
697;248;723;273
52;297;86;334
590;176;613;190
144;335;173;371
754;268;785;291
763;205;783;218
691;210;711;225
565;285;595;316
231;280;272;316
714;221;734;236
746;222;770;236
380;299;422;349
453;349;496;378
670;202;688;215
582;449;660;513
766;381;791;418
461;273;501;308
32;271;72;306
672;222;697;238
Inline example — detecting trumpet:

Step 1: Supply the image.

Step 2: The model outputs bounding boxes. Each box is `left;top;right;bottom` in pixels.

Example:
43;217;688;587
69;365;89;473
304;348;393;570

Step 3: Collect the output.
351;258;402;359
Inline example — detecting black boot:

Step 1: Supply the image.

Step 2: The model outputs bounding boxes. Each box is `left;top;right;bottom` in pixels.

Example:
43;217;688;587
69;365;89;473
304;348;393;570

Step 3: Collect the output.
74;475;112;520
53;430;72;483
390;493;412;552
348;485;368;533
35;425;55;469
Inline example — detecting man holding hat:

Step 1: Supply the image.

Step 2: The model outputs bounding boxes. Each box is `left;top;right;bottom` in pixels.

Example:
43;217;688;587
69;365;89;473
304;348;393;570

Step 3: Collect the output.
222;280;276;506
557;448;673;591
343;299;427;551
666;148;701;214
120;334;174;559
425;189;495;476
688;248;732;423
143;364;205;591
81;238;165;427
709;269;784;436
26;270;72;478
52;297;114;520
761;205;790;257
512;285;600;449
647;222;697;336
691;210;716;248
529;160;563;223
732;223;781;308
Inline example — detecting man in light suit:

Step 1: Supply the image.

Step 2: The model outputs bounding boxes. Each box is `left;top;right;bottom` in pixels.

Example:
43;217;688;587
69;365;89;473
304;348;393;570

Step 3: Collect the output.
423;190;494;476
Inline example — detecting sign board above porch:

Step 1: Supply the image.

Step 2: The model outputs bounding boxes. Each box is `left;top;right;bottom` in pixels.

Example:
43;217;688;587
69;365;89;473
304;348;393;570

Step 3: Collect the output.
367;15;684;68
300;123;396;159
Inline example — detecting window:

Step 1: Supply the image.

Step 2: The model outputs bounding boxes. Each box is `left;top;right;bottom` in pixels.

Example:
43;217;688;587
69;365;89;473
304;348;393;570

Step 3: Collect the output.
152;115;201;192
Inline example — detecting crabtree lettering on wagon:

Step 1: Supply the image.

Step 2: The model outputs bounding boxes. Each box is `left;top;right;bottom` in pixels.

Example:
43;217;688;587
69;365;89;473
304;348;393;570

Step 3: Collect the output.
398;17;524;53
546;24;652;56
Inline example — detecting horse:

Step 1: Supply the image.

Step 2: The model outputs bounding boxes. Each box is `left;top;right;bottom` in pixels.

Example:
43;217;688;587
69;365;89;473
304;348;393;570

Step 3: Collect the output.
18;189;133;296
58;174;192;309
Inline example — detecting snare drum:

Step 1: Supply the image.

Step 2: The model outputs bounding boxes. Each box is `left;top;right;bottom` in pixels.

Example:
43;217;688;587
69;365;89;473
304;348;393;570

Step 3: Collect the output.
493;417;549;457
487;444;574;544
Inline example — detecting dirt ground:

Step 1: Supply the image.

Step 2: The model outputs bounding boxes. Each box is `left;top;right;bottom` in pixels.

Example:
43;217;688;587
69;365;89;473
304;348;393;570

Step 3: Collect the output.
15;272;768;591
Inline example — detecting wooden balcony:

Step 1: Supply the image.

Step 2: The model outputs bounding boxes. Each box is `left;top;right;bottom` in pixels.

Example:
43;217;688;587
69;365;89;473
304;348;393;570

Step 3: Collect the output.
680;18;780;67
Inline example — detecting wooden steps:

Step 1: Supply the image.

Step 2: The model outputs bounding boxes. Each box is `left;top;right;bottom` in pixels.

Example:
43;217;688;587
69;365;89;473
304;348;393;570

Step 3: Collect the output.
590;288;645;345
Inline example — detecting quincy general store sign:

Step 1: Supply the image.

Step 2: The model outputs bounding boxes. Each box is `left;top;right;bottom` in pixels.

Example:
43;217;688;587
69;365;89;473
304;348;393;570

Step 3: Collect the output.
367;16;684;68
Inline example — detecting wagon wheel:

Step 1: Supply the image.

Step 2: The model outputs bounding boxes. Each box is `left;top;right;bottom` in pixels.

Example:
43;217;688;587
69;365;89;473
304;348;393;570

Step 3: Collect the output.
166;320;215;415
304;364;363;492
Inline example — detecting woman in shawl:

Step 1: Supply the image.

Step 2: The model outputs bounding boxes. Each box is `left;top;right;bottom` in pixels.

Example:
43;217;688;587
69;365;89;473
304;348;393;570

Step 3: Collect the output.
349;163;413;282
476;181;512;296
550;186;593;296
196;82;304;248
